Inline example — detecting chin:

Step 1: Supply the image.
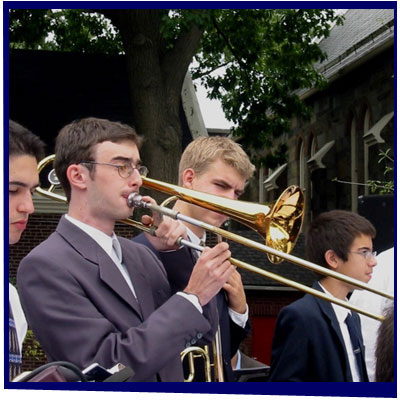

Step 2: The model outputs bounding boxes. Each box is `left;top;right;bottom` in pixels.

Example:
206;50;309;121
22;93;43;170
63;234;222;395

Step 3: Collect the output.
9;234;21;245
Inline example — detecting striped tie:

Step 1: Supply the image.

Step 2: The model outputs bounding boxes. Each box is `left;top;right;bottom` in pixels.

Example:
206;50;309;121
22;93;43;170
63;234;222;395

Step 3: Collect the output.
9;302;22;381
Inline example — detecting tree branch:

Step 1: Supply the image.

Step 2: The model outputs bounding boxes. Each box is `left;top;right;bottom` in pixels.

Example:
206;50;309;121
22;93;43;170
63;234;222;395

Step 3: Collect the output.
192;61;231;79
211;14;252;87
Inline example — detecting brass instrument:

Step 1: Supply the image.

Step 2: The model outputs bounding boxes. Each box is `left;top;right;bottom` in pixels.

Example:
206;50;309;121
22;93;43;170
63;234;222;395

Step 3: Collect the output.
36;155;392;324
180;346;212;382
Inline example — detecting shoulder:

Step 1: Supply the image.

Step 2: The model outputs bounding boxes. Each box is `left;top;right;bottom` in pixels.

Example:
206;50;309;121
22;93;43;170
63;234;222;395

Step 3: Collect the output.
20;231;62;264
277;294;321;326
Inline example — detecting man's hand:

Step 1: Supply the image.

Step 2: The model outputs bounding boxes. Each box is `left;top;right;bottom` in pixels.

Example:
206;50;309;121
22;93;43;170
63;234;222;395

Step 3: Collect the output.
223;270;247;314
184;242;235;306
141;196;187;251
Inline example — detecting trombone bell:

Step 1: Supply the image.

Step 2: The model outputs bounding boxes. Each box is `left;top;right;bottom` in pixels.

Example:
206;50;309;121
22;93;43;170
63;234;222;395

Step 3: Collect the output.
142;177;305;263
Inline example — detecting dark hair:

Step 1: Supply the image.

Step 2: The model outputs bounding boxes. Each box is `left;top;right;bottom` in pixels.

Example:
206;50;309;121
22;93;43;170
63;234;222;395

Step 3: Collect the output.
375;303;394;382
306;210;376;277
54;117;143;202
9;120;45;161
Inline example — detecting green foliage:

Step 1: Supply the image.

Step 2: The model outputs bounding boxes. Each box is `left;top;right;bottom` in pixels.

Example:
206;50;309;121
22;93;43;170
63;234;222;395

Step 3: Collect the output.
160;9;214;49
23;329;45;361
193;9;343;167
9;8;343;168
9;9;123;54
9;274;16;286
367;148;394;194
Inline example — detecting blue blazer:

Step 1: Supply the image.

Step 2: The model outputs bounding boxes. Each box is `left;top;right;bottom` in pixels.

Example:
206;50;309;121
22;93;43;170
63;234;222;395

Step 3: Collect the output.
269;282;367;382
17;216;218;382
133;232;250;381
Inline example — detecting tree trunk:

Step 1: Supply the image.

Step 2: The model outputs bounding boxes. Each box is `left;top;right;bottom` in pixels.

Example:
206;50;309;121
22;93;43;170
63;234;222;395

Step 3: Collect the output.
102;10;204;201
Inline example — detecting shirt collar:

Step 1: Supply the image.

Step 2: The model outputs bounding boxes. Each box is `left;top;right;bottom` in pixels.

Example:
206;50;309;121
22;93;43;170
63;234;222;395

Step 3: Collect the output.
185;225;206;246
318;281;351;323
65;214;118;259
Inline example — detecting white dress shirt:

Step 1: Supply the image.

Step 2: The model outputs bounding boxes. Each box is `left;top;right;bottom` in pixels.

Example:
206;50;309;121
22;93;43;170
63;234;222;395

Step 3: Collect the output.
349;247;394;381
9;283;28;352
318;282;361;382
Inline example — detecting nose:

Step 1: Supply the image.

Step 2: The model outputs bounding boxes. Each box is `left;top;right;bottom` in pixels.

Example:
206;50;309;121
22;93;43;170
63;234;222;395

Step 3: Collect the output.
18;192;35;215
128;168;143;188
225;189;237;200
369;254;378;268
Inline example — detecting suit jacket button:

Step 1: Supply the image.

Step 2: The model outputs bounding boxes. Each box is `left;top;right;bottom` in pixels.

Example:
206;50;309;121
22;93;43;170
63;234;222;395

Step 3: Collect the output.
191;338;197;345
186;342;191;348
196;333;203;339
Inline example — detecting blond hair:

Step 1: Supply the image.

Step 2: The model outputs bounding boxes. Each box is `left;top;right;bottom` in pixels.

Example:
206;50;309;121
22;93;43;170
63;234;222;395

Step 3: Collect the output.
178;136;255;184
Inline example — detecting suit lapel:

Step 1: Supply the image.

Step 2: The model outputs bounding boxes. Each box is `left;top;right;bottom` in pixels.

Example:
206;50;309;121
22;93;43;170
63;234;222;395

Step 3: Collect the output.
97;251;143;319
56;216;143;319
120;240;156;320
312;282;353;381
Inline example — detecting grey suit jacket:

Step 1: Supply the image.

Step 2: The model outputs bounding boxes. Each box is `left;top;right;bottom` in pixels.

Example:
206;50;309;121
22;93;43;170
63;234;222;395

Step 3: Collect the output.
17;216;218;382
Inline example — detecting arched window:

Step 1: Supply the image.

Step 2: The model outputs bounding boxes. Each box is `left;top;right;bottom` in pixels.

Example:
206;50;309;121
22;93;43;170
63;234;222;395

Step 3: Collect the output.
299;139;305;190
363;109;371;195
350;117;358;212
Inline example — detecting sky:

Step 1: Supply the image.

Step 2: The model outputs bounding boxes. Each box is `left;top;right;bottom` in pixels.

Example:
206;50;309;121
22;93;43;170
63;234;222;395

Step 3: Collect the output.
194;81;232;130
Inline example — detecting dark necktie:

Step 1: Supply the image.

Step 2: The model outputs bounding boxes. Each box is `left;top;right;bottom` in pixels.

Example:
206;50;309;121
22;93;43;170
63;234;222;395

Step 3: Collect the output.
9;302;22;381
345;312;368;382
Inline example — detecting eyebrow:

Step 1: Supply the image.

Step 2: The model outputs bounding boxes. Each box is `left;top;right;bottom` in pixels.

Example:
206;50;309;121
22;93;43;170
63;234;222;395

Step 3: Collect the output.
110;156;142;166
214;179;245;196
357;246;373;251
9;181;39;189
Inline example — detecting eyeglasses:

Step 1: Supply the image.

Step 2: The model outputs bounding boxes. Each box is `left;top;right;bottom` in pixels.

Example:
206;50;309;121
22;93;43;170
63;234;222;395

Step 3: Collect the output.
348;250;377;260
79;161;149;179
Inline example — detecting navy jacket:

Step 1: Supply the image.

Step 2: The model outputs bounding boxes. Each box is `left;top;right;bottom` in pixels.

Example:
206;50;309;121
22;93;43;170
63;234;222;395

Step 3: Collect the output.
269;282;367;382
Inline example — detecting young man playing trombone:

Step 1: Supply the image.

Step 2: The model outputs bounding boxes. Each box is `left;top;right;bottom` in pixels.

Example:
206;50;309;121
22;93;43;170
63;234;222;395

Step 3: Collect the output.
269;210;377;382
134;136;258;381
17;117;235;382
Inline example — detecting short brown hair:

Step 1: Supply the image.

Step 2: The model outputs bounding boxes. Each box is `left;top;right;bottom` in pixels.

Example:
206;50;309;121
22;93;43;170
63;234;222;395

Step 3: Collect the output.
55;117;143;201
306;210;376;276
178;136;255;184
9;120;45;161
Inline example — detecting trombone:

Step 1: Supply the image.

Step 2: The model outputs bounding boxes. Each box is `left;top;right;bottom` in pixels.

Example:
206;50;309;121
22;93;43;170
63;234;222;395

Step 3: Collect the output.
36;155;393;321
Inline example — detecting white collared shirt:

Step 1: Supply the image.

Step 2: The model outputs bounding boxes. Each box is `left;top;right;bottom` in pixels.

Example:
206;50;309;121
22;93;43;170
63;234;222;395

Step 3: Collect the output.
185;225;249;328
9;283;27;352
65;214;136;298
318;282;361;382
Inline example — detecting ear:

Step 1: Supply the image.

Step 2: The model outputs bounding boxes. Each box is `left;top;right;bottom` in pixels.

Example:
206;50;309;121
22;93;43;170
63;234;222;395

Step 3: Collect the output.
66;164;88;191
324;249;340;270
181;168;196;189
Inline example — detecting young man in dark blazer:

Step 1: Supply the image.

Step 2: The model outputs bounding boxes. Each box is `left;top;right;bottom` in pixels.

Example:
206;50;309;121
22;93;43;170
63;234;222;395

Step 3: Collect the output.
269;210;377;382
17;118;235;382
134;136;256;381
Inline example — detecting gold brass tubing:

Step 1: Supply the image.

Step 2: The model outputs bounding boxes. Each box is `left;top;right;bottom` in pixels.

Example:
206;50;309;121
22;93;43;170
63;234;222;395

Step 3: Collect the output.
143;201;393;302
230;256;384;322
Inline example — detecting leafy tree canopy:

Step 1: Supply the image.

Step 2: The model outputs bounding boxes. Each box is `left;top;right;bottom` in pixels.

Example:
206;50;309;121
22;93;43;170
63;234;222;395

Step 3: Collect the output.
9;8;343;169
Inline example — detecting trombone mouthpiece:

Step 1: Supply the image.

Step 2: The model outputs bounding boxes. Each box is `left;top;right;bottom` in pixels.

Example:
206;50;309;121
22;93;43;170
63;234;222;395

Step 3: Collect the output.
127;192;145;208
